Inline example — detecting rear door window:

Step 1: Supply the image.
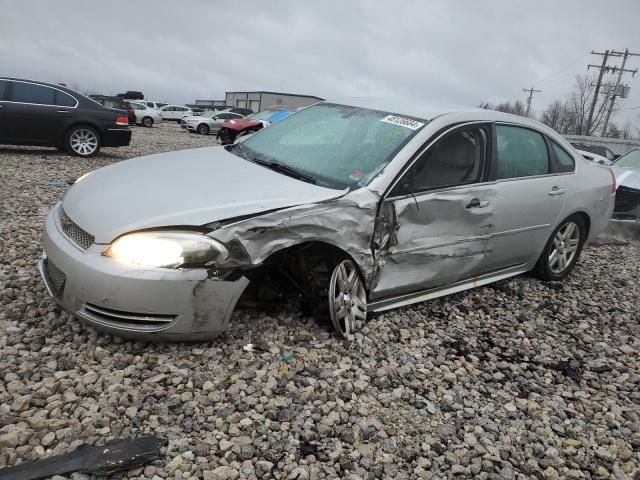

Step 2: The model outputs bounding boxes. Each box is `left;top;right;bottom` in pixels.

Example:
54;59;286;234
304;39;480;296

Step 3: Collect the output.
496;125;549;179
11;81;57;105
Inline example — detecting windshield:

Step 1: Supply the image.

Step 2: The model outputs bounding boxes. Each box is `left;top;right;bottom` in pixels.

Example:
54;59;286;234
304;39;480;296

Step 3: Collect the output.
249;109;282;121
200;111;216;118
613;149;640;168
232;103;425;189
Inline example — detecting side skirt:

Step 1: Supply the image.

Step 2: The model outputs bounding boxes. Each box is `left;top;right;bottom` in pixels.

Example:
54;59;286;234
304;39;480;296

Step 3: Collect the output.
368;264;528;312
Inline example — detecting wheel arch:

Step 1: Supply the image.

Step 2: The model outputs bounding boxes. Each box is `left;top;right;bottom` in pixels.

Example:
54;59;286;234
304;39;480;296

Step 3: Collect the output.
259;240;370;290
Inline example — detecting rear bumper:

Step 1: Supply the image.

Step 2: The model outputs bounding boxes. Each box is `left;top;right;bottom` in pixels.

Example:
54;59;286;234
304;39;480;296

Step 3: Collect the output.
40;205;249;341
102;127;132;147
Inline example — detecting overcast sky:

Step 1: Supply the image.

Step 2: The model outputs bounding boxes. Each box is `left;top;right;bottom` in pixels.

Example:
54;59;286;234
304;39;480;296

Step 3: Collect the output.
2;0;639;126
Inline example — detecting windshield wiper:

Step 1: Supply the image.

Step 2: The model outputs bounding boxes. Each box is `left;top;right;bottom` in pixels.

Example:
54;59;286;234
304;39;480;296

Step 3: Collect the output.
252;156;317;184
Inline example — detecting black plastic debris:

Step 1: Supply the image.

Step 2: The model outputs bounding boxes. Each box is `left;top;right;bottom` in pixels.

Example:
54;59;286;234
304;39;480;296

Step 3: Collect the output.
299;441;318;457
0;436;162;480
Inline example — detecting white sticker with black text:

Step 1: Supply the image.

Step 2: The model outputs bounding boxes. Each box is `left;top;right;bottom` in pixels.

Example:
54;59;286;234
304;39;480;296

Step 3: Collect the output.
380;115;424;130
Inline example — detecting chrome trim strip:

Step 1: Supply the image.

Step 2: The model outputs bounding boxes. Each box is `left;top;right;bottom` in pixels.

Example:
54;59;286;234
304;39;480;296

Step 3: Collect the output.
389;224;551;255
84;304;175;323
37;259;56;297
78;304;178;333
369;264;528;312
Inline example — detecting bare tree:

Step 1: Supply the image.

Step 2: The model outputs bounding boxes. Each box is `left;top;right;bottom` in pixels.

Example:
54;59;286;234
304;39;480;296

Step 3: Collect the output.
566;74;610;135
620;121;635;140
477;100;531;118
539;100;576;134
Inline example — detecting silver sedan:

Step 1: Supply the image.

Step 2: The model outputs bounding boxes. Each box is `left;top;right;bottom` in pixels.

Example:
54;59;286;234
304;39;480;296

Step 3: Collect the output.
40;100;615;341
181;111;245;135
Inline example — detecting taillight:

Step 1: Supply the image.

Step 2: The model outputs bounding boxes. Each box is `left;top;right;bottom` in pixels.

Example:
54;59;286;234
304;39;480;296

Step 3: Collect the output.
115;116;129;126
609;168;616;193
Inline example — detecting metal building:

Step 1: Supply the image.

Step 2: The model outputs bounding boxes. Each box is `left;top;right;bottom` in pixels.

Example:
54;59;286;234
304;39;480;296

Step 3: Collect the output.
225;91;324;112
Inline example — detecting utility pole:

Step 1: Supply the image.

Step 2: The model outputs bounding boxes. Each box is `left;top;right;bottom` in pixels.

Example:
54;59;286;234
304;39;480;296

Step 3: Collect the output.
523;87;541;117
601;48;639;136
586;50;611;135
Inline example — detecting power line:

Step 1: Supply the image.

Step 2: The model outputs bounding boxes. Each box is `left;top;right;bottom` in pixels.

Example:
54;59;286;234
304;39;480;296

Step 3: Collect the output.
585;50;614;135
601;49;639;136
523;87;541;116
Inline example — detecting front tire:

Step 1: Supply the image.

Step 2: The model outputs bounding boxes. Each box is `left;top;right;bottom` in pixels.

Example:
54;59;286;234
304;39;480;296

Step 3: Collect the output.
65;126;100;157
328;260;367;338
534;215;586;281
142;116;154;127
197;123;210;135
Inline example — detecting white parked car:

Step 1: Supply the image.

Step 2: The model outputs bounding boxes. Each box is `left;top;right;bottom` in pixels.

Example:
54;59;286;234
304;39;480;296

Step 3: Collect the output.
181;111;245;135
158;105;193;122
575;148;612;165
128;102;163;127
138;100;168;110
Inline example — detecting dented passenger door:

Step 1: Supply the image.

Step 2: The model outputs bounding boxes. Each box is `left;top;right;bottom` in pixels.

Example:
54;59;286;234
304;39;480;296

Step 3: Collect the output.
370;123;496;300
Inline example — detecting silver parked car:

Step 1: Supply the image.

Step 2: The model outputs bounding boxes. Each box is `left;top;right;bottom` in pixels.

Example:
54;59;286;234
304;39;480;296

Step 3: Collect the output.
610;148;640;222
180;110;245;135
40;100;615;341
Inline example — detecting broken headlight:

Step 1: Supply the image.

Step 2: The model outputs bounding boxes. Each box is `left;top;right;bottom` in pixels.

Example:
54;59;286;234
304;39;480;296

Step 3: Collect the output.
103;231;229;269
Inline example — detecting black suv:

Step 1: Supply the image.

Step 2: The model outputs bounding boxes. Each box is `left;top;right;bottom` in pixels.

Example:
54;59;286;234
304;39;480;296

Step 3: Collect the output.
0;78;132;157
90;95;136;126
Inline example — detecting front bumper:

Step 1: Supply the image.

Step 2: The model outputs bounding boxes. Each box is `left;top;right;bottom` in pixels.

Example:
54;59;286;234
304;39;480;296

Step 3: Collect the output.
102;127;132;147
40;205;249;341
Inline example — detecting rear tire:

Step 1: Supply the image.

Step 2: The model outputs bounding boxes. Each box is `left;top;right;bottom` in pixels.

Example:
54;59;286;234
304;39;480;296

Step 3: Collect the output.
65;126;101;157
534;215;586;281
142;116;154;127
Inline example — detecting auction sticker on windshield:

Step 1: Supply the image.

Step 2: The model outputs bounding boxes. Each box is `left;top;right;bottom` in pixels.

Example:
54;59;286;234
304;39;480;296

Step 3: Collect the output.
380;115;424;130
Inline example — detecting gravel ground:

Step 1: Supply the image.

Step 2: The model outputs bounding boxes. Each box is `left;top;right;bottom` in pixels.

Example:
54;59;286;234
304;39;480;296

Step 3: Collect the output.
0;122;639;480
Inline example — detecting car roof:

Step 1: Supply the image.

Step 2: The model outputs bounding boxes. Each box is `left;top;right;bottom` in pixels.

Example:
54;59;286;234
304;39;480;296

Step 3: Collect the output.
326;97;553;127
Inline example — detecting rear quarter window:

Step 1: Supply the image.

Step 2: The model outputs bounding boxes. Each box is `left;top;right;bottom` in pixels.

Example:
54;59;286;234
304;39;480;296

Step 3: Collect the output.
550;141;575;173
0;80;8;100
55;91;76;107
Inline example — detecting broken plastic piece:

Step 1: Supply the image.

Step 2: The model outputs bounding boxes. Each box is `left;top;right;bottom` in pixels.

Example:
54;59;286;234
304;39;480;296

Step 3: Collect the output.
0;436;162;480
281;353;294;362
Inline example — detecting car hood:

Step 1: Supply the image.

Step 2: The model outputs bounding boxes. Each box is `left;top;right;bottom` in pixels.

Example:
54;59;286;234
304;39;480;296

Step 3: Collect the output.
62;146;346;244
221;118;261;131
612;166;640;190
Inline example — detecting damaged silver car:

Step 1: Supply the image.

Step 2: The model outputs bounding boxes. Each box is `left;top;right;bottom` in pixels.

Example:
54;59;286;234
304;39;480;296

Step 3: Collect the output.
40;100;615;340
610;148;640;222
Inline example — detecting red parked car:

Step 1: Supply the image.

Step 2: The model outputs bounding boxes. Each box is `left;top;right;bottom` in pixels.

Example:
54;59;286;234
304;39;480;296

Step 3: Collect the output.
217;106;295;144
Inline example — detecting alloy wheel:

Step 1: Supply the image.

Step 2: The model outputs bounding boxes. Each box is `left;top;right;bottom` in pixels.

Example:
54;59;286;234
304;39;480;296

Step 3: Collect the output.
70;129;98;156
198;124;209;135
142;117;153;127
329;260;367;338
548;221;580;274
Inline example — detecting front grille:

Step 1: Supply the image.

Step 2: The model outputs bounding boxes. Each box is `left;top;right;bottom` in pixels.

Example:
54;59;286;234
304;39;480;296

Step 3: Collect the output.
79;303;177;332
44;258;66;297
58;207;94;249
614;185;640;213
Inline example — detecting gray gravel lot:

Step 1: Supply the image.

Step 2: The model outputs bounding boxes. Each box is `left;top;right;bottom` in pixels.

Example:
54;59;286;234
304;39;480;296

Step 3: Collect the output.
0;122;639;479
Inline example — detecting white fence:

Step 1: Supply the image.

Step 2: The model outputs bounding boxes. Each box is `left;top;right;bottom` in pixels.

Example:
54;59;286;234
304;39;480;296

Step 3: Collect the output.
563;135;640;156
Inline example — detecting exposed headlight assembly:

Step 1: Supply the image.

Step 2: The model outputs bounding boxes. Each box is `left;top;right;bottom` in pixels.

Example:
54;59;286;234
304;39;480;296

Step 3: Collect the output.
103;231;228;269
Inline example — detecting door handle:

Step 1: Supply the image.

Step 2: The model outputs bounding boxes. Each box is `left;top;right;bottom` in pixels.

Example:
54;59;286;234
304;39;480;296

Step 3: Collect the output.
57;110;70;114
466;198;490;209
548;186;567;196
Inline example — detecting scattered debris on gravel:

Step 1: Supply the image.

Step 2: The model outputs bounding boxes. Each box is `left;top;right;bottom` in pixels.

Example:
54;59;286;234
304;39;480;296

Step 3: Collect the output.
1;123;639;479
